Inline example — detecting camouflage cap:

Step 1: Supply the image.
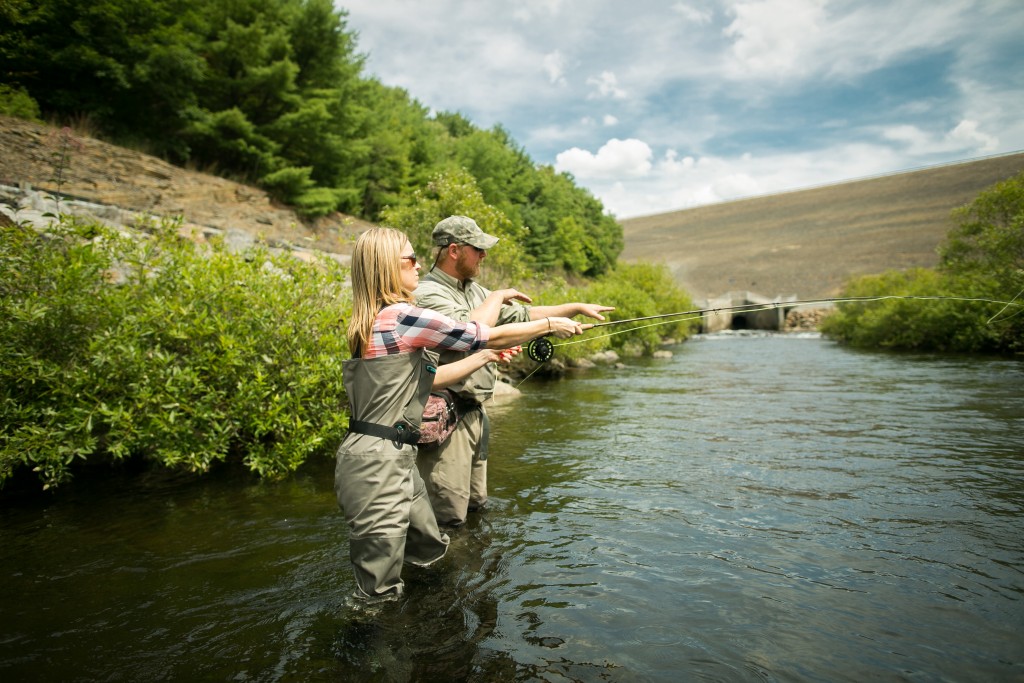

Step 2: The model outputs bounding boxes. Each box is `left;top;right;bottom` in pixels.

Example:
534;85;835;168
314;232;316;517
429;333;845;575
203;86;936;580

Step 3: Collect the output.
432;215;499;250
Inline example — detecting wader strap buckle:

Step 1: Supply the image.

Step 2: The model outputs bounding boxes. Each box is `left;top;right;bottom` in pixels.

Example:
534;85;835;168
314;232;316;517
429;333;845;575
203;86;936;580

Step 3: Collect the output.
453;395;482;414
348;420;421;448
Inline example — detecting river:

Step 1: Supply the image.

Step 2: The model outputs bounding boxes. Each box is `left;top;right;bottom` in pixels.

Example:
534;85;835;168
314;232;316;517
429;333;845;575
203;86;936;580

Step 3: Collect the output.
1;332;1022;682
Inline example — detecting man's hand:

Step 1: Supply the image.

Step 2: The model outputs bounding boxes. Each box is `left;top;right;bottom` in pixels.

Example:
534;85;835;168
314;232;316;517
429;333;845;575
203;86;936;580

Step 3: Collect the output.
576;303;615;321
497;288;533;305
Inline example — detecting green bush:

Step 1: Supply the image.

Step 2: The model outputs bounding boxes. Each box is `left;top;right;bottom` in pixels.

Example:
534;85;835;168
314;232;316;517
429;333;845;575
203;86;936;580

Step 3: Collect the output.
381;168;531;284
262;166;316;204
822;172;1024;353
541;262;698;361
0;85;41;121
0;217;351;490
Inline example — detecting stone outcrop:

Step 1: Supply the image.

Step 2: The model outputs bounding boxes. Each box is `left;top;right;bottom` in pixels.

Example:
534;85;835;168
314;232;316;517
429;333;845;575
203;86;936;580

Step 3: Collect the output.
0;116;368;257
785;307;833;331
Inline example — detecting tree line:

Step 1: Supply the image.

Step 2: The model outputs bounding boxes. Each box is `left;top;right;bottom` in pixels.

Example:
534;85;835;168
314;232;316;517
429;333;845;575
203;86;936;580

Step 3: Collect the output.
822;172;1024;354
0;0;621;277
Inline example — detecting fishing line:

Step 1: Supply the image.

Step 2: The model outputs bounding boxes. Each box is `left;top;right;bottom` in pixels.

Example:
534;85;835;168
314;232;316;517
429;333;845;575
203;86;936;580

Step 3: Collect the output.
589;294;1024;328
524;294;1024;362
558;313;707;348
986;286;1024;324
510;357;550;390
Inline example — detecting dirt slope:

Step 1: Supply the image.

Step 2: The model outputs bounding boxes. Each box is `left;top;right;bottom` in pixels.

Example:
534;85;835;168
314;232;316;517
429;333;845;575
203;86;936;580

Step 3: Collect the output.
621;153;1024;300
0;116;370;254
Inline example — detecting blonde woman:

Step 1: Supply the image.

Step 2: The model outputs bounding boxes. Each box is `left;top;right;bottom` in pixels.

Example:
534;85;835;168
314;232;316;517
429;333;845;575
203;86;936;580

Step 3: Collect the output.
336;227;584;601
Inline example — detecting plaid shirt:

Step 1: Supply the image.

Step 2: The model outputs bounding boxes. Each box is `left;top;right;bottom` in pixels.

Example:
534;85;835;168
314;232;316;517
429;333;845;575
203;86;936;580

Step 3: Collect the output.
363;302;490;359
415;268;531;402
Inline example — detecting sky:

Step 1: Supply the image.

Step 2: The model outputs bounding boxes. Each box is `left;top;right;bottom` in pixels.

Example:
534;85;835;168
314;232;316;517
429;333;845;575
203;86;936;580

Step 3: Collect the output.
335;0;1024;220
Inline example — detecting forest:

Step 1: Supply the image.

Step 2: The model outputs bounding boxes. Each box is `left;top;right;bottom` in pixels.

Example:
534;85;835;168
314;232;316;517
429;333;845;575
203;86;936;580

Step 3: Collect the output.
0;0;622;277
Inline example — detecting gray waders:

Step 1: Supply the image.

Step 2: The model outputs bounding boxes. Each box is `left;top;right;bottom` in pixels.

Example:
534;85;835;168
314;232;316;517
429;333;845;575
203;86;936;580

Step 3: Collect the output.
335;350;450;600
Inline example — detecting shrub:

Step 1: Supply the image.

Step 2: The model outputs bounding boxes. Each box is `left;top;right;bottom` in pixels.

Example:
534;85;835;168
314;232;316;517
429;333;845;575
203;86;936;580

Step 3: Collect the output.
0;85;42;121
381;168;531;285
0;217;351;490
822;172;1024;353
542;262;698;361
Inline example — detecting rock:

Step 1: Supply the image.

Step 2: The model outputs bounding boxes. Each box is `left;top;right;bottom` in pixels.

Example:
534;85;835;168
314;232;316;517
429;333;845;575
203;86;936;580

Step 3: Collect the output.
589;349;620;364
491;378;522;402
224;228;256;253
0;115;372;257
547;358;568;373
785;307;833;331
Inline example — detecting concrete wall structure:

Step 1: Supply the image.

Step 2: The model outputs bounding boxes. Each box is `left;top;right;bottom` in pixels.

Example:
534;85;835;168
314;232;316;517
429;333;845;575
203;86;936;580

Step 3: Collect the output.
699;292;800;332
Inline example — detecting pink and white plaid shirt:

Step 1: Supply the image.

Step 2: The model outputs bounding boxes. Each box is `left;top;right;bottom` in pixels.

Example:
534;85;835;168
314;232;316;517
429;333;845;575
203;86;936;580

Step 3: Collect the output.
362;302;490;359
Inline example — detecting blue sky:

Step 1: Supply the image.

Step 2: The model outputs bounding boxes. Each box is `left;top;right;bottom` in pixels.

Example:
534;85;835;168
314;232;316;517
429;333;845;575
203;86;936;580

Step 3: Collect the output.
336;0;1024;219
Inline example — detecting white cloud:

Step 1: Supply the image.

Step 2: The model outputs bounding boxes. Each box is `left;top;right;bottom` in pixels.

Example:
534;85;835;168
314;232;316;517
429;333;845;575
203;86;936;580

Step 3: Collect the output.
543;50;567;85
671;2;713;24
579;142;931;218
586;71;628;99
723;0;827;78
881;120;1000;156
555;138;653;178
661;149;696;174
882;125;934;153
947;120;998;152
818;1;975;79
511;0;566;22
952;76;1024;153
338;0;1024;218
719;0;981;84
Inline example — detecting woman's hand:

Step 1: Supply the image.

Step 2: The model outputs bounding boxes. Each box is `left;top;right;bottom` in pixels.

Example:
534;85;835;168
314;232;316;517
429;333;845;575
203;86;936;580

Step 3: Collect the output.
482;346;522;364
546;316;585;339
498;345;522;362
435;347;520;387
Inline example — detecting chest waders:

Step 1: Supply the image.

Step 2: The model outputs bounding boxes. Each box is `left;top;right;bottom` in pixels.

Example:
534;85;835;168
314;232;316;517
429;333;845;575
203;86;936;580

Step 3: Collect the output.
334;350;450;600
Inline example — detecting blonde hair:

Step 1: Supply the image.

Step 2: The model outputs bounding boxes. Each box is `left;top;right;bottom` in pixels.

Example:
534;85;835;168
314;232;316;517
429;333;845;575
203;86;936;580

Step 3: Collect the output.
347;227;415;356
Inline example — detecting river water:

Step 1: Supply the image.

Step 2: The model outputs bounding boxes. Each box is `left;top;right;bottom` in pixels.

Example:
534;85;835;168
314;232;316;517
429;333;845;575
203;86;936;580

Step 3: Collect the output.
2;332;1022;682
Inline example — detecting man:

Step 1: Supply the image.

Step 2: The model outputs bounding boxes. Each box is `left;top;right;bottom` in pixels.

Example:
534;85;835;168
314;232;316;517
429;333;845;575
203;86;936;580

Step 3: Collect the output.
414;215;613;527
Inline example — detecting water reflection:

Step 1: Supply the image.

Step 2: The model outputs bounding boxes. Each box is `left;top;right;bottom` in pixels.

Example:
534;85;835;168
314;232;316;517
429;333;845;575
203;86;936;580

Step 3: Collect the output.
2;335;1022;681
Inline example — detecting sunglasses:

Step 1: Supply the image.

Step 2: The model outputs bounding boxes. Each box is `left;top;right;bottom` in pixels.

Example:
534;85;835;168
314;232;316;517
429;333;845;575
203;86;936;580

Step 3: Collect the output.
401;254;418;265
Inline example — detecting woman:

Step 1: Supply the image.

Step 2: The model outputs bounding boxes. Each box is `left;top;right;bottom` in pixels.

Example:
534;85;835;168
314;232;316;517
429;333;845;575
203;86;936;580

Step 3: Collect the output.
336;227;584;601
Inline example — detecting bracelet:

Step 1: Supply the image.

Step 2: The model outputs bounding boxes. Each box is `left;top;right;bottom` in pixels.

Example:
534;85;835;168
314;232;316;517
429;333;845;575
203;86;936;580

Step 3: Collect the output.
546;317;551;332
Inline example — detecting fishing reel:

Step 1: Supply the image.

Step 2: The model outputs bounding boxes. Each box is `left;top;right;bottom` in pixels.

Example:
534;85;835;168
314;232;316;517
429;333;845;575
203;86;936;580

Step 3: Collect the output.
526;336;555;363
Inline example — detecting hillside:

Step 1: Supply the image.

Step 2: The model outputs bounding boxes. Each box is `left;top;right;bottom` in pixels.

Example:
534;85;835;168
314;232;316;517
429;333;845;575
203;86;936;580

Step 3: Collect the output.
621;153;1024;301
4;116;1022;303
0;116;370;255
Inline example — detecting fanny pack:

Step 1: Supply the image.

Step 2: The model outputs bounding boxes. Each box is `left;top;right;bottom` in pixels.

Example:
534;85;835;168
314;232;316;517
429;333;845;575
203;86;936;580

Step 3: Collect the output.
418;390;460;445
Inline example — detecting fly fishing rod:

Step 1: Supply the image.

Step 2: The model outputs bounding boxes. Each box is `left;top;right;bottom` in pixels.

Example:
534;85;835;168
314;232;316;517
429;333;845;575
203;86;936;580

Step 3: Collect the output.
523;293;1024;363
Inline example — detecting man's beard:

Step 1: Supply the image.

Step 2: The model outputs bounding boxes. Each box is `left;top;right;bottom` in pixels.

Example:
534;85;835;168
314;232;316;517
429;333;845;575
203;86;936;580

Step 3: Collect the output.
456;254;479;280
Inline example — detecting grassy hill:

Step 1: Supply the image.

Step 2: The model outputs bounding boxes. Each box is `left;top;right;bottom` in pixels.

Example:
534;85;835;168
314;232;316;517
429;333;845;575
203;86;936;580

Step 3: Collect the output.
620;153;1024;301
